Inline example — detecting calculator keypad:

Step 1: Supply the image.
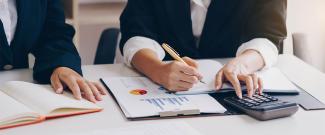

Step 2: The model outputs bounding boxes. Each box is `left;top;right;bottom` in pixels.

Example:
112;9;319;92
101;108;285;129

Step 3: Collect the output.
224;93;299;121
228;93;286;111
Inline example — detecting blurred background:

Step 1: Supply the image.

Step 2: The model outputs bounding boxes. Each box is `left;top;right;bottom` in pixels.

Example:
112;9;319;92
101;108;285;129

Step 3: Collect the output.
61;0;325;73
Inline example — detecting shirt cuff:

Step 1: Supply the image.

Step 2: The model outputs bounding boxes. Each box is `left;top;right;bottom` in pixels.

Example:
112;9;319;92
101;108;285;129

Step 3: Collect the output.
123;36;165;67
236;38;279;69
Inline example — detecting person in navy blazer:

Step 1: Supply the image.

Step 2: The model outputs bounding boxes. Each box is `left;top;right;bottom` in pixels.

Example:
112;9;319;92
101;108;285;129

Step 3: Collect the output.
120;0;287;98
0;0;106;102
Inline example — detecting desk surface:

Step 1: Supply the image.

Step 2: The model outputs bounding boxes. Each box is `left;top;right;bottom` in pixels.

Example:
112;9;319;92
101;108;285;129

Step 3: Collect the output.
1;54;325;135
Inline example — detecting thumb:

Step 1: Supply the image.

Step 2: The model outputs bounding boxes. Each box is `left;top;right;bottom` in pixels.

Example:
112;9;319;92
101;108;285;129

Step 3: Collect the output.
51;73;64;94
182;57;198;69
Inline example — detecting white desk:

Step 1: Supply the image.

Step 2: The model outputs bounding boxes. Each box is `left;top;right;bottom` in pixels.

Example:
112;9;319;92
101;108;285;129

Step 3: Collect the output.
1;54;325;135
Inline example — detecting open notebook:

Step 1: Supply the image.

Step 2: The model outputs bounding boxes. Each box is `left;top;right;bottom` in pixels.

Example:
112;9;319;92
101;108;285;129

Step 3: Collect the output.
175;60;300;95
0;81;102;130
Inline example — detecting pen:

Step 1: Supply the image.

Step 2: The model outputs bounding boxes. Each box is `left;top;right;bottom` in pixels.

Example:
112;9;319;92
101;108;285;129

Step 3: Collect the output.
162;43;206;84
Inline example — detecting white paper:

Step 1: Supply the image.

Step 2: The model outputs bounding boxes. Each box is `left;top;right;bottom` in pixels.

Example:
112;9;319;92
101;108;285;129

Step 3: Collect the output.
101;77;226;118
257;68;300;92
175;60;299;95
0;92;39;126
65;121;202;135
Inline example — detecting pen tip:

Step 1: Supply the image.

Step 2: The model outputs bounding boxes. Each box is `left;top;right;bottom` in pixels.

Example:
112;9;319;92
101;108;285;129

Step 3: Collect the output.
200;80;207;84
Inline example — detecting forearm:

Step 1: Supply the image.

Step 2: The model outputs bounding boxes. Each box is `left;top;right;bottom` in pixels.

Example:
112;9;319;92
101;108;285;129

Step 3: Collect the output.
131;49;165;83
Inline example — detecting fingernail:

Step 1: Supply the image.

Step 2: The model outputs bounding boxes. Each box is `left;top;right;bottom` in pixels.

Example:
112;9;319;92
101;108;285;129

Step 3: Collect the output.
97;96;102;101
56;88;63;94
91;97;97;102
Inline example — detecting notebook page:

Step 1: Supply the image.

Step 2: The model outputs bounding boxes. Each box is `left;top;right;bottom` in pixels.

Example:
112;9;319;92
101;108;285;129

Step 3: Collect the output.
0;92;39;127
189;60;223;92
0;81;101;115
176;60;222;95
257;68;299;92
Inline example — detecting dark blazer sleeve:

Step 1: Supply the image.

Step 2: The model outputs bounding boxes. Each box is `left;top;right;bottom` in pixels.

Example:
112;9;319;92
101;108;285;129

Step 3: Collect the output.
241;0;287;53
119;0;158;55
31;0;82;84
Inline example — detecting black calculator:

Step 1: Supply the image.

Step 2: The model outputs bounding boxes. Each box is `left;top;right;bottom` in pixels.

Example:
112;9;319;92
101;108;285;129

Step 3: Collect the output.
224;93;299;121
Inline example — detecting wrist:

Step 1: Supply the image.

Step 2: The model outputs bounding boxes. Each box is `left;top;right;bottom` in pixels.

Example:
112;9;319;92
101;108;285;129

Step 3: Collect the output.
53;67;66;73
235;50;265;72
146;61;166;84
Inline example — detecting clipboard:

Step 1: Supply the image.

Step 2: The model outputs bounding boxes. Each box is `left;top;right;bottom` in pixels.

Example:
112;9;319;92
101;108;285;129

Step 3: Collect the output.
100;79;240;121
271;85;325;110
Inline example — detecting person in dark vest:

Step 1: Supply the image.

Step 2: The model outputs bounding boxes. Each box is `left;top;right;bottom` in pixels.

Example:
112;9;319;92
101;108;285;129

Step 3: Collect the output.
0;0;106;102
119;0;287;98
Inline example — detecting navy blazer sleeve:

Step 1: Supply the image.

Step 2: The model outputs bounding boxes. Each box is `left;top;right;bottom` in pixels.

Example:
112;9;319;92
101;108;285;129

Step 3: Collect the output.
241;0;287;53
32;0;82;84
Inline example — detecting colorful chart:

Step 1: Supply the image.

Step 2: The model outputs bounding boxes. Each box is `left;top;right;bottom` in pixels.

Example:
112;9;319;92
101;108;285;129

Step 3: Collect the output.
129;89;148;95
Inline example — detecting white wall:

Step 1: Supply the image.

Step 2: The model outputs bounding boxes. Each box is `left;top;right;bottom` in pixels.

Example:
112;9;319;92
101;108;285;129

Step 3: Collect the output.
286;0;325;72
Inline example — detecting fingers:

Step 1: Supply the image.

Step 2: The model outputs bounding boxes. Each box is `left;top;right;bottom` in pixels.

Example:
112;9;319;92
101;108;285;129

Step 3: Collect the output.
178;73;199;84
178;81;195;89
224;72;242;99
87;81;102;101
51;73;64;94
258;77;264;95
252;74;259;90
182;57;199;69
238;75;254;98
94;82;107;95
61;76;82;100
77;80;96;103
179;64;200;76
215;70;224;90
174;86;191;91
165;79;195;92
53;67;107;103
178;63;202;79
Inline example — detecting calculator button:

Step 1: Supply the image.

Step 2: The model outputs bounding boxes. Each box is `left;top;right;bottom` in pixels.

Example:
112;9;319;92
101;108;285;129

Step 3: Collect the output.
238;100;246;104
270;98;278;101
251;97;264;103
256;100;264;103
244;103;254;107
250;101;258;104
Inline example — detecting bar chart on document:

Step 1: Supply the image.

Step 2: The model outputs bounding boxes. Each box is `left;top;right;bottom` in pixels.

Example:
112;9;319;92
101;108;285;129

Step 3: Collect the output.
140;96;191;111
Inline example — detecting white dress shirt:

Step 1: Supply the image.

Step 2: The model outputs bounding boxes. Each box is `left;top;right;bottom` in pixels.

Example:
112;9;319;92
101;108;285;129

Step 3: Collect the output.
0;0;17;45
123;0;278;69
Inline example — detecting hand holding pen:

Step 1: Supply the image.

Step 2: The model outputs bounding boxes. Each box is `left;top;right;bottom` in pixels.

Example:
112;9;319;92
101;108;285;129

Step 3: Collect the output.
156;43;205;92
162;43;206;84
128;43;204;92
